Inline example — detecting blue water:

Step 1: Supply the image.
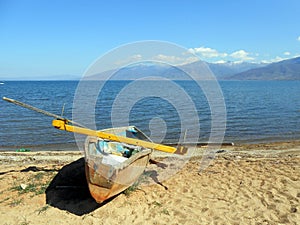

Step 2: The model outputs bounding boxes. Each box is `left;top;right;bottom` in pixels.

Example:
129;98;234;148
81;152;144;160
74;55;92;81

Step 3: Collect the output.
0;80;299;150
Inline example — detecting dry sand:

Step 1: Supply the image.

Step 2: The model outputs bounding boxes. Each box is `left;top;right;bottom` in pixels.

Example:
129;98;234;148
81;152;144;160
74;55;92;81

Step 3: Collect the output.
0;141;299;225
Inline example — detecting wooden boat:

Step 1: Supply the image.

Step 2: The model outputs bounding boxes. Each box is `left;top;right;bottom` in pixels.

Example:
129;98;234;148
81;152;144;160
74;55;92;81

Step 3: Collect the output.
3;97;187;203
51;120;186;203
84;126;152;203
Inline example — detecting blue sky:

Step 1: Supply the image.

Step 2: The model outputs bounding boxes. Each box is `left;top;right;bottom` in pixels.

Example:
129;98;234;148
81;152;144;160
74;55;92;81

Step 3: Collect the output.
1;0;300;79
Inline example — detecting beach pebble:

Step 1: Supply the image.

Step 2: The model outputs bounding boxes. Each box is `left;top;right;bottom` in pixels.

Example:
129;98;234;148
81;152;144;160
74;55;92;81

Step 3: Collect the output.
215;149;226;154
290;207;297;213
20;184;27;190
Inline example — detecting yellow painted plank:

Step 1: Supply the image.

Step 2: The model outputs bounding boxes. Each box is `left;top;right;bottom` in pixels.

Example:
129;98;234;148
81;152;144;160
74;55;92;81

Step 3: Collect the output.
52;119;179;153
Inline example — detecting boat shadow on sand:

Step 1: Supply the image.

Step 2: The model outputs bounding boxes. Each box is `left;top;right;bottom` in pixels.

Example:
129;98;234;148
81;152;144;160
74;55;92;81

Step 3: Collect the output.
45;157;113;216
45;157;167;216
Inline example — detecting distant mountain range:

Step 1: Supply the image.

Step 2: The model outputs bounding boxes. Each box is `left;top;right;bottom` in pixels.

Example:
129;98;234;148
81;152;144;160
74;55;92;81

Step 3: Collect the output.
88;56;300;80
208;61;267;79
227;57;300;80
174;56;300;80
181;60;267;80
5;56;298;81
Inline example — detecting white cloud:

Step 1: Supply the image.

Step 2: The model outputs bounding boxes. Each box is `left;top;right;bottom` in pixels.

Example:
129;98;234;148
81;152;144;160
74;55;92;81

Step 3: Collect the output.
153;54;182;62
261;56;287;63
131;54;143;60
153;54;198;65
230;50;254;61
114;54;143;66
183;56;200;64
297;36;300;41
283;51;291;56
188;47;227;58
214;60;227;64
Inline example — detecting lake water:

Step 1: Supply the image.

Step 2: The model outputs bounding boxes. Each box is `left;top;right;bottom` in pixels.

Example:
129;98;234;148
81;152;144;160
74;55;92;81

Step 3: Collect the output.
0;80;299;150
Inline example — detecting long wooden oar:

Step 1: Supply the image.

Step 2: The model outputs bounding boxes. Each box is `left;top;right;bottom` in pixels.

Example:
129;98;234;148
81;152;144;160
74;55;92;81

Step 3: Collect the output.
2;97;84;127
3;97;187;155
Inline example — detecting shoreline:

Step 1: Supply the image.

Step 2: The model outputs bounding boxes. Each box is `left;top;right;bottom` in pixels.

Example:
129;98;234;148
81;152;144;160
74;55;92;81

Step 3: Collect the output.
1;140;299;166
1;138;300;152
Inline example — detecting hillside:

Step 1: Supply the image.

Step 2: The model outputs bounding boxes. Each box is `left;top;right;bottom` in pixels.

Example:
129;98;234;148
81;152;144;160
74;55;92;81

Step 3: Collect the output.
207;61;266;79
85;57;300;80
87;60;265;80
228;57;300;80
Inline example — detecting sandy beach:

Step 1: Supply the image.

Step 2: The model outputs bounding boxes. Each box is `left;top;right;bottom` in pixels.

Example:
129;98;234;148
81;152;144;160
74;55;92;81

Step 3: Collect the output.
0;141;299;225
